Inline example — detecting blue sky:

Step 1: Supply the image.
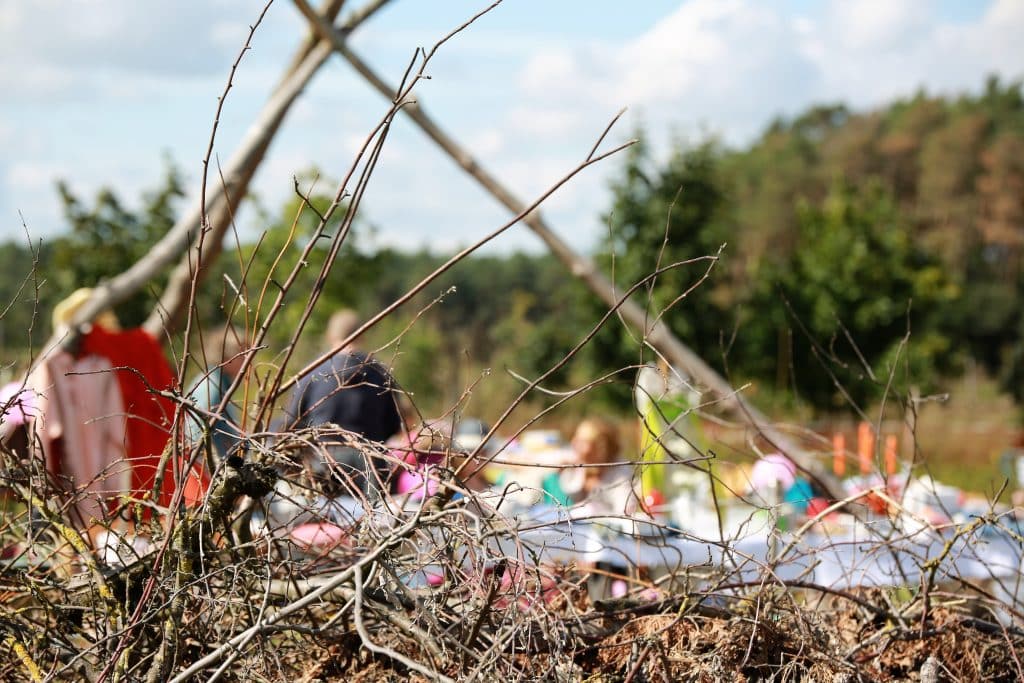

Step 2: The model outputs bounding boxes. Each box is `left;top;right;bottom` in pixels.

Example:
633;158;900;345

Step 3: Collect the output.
1;0;1021;255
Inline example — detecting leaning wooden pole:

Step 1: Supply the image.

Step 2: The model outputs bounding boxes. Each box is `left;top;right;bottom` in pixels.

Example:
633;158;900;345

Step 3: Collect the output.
35;0;390;350
141;41;333;340
294;2;829;480
143;0;392;338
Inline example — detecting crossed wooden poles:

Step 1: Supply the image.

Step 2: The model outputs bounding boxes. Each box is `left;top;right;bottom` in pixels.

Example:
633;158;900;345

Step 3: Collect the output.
53;0;832;483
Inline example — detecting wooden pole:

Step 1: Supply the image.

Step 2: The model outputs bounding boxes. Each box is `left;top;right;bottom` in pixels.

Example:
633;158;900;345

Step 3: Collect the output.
143;0;393;338
31;0;392;349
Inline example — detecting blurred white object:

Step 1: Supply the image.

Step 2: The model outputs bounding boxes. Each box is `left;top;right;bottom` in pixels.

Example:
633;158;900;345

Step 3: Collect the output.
453;418;493;454
509;429;575;466
492;429;572;510
602;514;665;537
518;429;562;450
670;469;713;529
901;475;962;527
97;530;152;567
254;479;367;538
558;467;586;497
265;480;314;532
749;454;796;489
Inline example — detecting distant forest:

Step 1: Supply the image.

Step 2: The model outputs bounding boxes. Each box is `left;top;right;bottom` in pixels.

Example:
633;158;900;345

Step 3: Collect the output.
1;77;1022;420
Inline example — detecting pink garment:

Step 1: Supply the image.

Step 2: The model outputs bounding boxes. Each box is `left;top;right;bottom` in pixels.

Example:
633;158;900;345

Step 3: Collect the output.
28;352;131;527
396;463;443;499
0;382;37;426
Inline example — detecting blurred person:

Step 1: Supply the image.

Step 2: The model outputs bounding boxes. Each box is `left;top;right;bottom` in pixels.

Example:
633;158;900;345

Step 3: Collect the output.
388;397;429;497
0;379;38;460
284;309;402;498
634;360;704;502
747;452;818;518
1001;432;1024;507
392;423;444;501
394;418;492;501
544;417;634;515
186;323;247;461
490;429;572;509
1012;489;1024;517
26;287;180;529
548;418;644;601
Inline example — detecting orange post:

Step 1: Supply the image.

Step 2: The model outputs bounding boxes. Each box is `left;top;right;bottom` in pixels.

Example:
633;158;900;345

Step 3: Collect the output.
884;434;898;476
857;422;874;475
832;433;846;477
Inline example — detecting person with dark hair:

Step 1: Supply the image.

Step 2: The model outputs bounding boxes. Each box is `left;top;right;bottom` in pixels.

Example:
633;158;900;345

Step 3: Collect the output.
284;309;402;497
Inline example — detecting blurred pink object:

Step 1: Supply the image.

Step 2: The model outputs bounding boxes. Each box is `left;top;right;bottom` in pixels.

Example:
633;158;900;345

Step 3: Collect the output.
289;522;349;549
749;453;796;491
491;564;562;610
0;382;37;426
393;443;444;499
395;467;441;499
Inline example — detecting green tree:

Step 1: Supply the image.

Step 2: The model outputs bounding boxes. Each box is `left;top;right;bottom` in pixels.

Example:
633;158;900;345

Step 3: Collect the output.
0;239;45;363
50;161;185;329
760;181;956;408
590;136;735;402
238;175;384;355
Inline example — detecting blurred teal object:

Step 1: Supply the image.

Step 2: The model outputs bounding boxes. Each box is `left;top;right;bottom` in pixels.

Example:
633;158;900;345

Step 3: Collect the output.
784;478;815;514
541;471;572;507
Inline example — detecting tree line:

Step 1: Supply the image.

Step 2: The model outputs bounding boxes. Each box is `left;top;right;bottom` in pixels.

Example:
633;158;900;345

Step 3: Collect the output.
1;77;1021;420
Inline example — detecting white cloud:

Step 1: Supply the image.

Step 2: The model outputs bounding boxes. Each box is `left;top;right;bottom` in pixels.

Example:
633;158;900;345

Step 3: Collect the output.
467;128;505;157
0;1;247;72
511;0;819;144
0;119;14;147
6;161;70;192
0;64;75;100
0;0;267;101
508;0;1024;147
519;50;577;93
809;0;1023;108
499;156;591;205
616;0;784;104
828;0;926;51
962;0;1024;76
3;162;67;238
507;106;582;137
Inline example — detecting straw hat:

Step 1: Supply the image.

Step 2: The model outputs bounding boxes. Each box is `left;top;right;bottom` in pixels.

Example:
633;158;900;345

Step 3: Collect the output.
51;287;121;332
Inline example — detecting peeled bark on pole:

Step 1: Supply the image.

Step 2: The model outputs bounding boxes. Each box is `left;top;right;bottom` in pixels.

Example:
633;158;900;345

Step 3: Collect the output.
294;7;828;480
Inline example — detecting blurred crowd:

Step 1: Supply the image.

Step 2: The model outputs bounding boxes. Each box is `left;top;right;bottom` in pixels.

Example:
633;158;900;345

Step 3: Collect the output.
2;296;988;576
